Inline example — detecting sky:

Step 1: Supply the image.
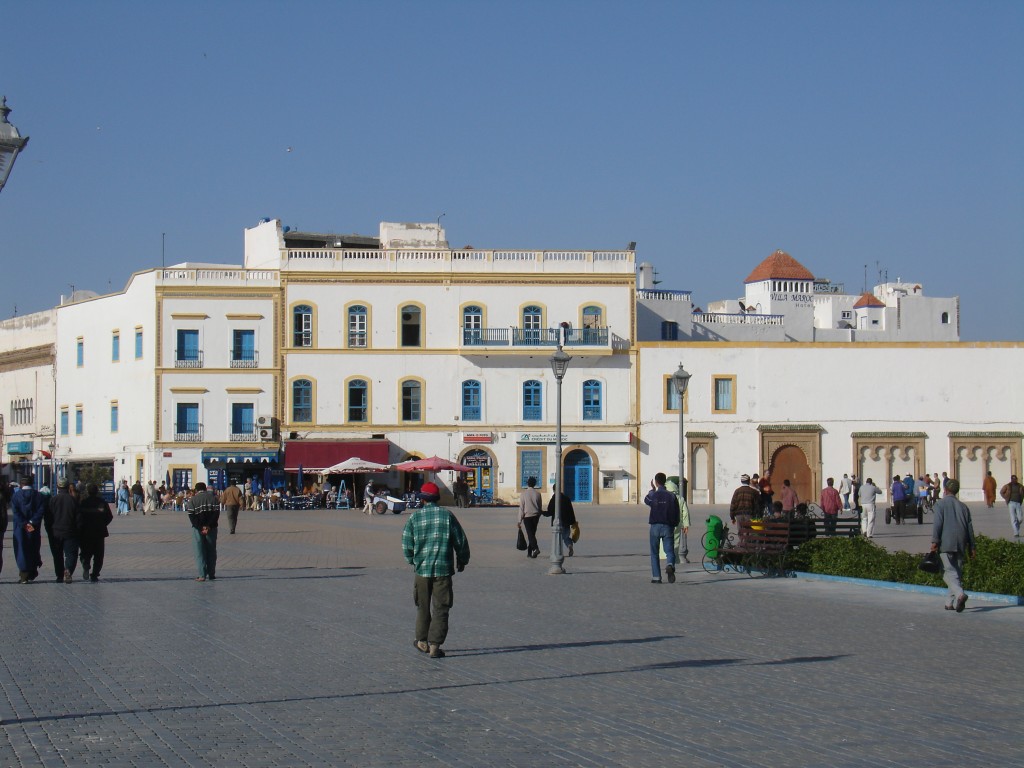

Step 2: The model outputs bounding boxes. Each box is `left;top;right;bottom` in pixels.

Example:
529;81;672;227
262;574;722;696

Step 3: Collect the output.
1;1;1021;341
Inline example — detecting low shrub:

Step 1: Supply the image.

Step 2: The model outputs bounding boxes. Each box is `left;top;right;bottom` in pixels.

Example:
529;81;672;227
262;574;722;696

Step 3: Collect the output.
789;535;1024;597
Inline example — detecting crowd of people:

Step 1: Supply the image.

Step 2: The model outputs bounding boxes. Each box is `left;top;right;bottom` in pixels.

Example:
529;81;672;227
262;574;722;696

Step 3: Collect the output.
2;475;113;584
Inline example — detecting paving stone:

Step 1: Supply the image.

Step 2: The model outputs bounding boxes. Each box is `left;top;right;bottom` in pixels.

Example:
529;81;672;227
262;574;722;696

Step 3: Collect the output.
0;504;1019;766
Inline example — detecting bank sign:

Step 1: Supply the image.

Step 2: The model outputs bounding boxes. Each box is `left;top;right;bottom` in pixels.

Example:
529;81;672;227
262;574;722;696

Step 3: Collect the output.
517;431;631;445
5;440;33;455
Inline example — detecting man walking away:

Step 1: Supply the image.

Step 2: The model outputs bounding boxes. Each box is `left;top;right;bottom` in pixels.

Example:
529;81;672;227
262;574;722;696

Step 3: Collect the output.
931;479;976;612
518;477;543;558
644;473;680;584
839;473;852;511
820;477;843;535
402;482;470;659
729;474;760;528
546;483;577;555
186;482;220;581
859;478;881;538
221;481;244;534
999;475;1022;538
79;483;114;581
47;478;81;583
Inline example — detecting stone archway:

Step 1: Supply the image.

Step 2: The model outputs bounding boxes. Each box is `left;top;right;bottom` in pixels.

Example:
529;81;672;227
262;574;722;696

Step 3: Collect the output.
759;425;823;506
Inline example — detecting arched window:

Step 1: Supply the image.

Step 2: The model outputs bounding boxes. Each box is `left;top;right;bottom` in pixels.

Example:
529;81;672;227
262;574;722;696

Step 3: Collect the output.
347;379;368;422
582;379;602;421
401;380;422;422
292;379;313;422
463;305;483;345
462;380;481;421
401;305;422;347
523;380;542;421
348;305;367;348
940;311;950;324
293;305;313;347
522;305;543;345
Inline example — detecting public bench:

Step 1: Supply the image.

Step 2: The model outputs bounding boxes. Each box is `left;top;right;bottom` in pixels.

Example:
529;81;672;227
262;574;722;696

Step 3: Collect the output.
716;520;791;576
814;513;862;539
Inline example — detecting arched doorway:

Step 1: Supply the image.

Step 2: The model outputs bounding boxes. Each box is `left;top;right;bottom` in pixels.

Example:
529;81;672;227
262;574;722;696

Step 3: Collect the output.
770;445;812;506
461;448;494;502
564;450;593;503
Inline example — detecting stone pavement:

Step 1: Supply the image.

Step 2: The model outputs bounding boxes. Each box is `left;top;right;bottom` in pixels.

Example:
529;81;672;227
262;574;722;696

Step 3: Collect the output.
0;502;1020;767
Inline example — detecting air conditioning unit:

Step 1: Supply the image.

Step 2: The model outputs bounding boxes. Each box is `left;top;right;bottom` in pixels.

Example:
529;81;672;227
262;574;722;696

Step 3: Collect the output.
258;426;276;441
256;415;274;428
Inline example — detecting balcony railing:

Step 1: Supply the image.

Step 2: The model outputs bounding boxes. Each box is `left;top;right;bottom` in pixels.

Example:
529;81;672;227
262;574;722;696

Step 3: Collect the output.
230;350;259;368
694;313;785;326
174;350;204;368
174;425;204;442
461;327;611;348
229;429;257;442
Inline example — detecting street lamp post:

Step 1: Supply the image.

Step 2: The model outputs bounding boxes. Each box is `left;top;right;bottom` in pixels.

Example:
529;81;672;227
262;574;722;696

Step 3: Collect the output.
0;96;30;195
548;339;572;575
671;362;691;505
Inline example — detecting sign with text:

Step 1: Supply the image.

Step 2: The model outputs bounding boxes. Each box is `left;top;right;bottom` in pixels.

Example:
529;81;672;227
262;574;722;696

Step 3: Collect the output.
516;431;631;445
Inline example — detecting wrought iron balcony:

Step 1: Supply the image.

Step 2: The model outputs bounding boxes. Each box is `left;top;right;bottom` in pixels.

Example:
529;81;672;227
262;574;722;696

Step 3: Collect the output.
461;326;610;349
174;425;204;442
174;350;204;368
229;429;257;442
229;350;259;368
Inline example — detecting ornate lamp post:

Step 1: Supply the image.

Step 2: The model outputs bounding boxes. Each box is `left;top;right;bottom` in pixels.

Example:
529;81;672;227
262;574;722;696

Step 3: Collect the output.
671;363;691;501
548;341;572;575
0;97;30;195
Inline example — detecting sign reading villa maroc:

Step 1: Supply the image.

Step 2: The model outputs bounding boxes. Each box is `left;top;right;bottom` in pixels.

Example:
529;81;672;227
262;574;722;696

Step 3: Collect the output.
770;292;814;308
517;431;631;445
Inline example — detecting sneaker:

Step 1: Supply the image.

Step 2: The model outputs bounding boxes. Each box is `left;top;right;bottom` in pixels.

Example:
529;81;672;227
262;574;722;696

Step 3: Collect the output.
63;570;72;584
90;575;99;583
955;594;968;613
651;579;662;584
566;544;574;557
666;565;676;584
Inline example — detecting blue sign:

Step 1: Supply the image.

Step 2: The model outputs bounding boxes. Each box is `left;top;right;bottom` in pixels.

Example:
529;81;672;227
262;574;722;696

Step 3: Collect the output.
6;441;33;455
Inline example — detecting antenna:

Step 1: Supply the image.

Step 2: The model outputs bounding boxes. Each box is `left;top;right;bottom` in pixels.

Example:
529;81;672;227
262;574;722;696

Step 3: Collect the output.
863;264;867;293
162;232;166;270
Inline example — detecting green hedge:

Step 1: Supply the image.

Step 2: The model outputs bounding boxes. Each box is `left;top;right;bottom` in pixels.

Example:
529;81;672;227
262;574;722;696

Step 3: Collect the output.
787;535;1024;597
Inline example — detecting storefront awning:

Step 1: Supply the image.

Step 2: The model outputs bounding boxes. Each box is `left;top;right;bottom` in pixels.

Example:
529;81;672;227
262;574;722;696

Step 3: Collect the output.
201;449;280;465
283;440;390;472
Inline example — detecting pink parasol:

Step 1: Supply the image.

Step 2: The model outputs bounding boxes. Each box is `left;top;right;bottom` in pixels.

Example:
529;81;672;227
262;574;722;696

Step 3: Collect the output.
393;455;474;473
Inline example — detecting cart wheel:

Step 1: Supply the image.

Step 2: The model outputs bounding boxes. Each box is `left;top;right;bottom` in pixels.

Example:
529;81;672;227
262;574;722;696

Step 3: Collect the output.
393;507;402;514
885;507;892;524
374;501;387;515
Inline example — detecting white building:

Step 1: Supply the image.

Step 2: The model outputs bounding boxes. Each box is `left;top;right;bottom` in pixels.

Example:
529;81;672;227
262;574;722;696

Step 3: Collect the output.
1;220;1020;505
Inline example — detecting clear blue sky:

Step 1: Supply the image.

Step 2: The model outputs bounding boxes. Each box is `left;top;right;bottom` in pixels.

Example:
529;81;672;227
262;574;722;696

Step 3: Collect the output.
2;1;1021;340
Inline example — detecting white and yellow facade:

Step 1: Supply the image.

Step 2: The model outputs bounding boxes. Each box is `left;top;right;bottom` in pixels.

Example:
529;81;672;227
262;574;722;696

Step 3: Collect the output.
1;219;1021;504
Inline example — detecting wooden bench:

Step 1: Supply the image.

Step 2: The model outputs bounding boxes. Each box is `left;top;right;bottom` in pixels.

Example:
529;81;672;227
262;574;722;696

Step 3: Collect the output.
814;513;862;538
717;520;791;576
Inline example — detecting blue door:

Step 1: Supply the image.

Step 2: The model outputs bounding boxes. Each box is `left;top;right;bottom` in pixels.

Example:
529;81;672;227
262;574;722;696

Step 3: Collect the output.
564;450;592;503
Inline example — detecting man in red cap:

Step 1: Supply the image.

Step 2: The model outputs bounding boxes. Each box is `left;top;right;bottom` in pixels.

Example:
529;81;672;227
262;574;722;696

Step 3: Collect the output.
401;481;470;659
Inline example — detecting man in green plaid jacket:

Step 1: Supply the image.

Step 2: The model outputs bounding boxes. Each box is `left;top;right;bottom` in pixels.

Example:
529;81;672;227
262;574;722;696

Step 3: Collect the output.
402;482;470;659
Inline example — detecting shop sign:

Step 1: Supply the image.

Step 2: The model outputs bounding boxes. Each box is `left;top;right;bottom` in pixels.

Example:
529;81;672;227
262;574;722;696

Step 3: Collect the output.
463;455;491;467
516;431;631;445
6;440;33;455
462;433;493;444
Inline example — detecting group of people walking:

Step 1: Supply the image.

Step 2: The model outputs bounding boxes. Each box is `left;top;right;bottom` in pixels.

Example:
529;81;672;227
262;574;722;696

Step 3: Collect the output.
3;475;113;584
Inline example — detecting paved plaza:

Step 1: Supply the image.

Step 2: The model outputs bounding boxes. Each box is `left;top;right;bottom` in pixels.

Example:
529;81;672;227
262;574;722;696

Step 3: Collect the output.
0;501;1021;767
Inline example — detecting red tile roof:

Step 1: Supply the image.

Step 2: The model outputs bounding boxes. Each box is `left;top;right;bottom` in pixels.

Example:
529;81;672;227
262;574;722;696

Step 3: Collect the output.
744;250;815;283
853;292;884;309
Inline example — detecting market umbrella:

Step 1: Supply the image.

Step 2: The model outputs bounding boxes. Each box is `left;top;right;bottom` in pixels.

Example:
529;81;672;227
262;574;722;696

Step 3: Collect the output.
393;455;474;473
323;457;392;474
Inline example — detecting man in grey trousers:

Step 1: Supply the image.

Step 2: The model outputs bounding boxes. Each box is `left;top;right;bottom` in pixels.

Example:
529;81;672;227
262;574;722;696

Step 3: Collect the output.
930;478;976;612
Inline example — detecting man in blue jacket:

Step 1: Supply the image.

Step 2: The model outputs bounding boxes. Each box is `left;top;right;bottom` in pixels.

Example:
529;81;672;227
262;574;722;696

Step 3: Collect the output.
644;473;680;584
11;475;44;583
